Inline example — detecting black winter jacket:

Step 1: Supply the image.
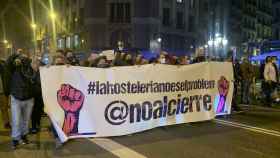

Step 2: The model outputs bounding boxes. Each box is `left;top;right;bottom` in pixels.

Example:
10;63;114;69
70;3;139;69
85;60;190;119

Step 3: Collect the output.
6;54;35;100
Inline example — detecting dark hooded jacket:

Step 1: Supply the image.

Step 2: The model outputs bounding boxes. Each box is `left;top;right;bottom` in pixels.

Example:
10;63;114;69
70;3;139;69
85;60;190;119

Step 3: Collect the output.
6;54;35;100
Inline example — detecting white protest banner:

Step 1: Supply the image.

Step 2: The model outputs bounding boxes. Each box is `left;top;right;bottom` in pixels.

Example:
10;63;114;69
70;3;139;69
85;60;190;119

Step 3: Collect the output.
40;62;234;142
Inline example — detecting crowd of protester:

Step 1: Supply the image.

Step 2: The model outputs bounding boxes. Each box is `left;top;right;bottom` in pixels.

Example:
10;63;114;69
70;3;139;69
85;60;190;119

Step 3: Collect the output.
50;49;193;67
0;48;279;150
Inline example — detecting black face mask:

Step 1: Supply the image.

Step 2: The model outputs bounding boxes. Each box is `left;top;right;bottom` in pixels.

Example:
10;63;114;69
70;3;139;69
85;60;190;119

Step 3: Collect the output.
67;56;75;61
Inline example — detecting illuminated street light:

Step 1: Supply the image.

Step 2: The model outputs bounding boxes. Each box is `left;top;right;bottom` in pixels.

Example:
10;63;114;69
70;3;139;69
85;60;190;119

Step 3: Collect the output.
49;11;57;20
208;39;214;46
157;37;162;43
214;40;219;47
215;33;221;38
31;23;37;29
216;37;222;43
6;44;11;49
208;37;228;48
222;38;228;46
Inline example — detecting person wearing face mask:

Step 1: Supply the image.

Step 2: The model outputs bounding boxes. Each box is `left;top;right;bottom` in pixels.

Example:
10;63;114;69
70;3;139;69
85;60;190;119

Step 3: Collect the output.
123;53;134;66
6;49;36;150
66;50;79;66
179;56;190;65
53;55;66;66
30;57;44;134
134;54;143;65
158;53;167;64
96;56;110;68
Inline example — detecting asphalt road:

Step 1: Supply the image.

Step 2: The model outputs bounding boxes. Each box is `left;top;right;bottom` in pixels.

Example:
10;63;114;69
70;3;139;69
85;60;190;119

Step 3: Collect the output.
0;105;280;158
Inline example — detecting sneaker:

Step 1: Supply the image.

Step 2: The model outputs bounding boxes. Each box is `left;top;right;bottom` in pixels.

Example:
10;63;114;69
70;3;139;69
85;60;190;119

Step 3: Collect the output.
21;135;29;145
11;140;19;150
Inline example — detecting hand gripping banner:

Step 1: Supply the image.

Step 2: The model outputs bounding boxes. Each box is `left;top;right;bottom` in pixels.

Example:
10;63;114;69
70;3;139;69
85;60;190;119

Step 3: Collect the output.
40;62;234;142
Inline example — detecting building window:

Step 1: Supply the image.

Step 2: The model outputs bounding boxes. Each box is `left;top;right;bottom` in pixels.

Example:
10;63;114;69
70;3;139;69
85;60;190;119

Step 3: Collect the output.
190;0;194;9
66;36;72;49
110;3;116;23
110;3;131;23
188;15;194;32
163;8;170;26
80;8;84;25
125;3;131;23
176;12;184;29
117;3;124;22
74;34;79;49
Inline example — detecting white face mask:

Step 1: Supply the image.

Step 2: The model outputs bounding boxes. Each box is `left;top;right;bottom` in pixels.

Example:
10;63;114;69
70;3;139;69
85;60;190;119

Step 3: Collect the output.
160;58;166;64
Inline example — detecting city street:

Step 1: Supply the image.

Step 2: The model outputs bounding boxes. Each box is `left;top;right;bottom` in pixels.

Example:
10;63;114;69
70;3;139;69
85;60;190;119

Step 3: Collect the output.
0;105;280;158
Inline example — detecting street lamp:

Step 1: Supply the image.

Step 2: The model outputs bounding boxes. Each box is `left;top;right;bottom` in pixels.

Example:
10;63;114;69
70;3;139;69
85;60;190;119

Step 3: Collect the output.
208;36;228;48
208;39;214;46
157;37;162;43
31;23;37;30
49;11;57;20
222;38;228;46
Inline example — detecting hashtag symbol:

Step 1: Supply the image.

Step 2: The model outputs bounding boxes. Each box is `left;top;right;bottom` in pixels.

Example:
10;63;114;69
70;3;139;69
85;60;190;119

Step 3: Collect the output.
88;81;95;94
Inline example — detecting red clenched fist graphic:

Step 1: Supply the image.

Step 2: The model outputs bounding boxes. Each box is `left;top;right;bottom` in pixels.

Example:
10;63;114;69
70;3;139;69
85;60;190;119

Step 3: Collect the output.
216;76;230;113
57;84;85;135
218;76;229;96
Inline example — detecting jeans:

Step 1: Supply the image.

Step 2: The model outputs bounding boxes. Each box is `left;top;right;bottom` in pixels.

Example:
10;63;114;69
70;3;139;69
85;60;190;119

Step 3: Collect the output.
11;95;34;140
241;80;251;104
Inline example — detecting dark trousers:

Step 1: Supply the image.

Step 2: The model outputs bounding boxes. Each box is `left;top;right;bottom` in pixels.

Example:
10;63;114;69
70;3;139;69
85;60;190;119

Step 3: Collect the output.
31;96;44;129
264;81;276;107
232;82;240;110
241;80;251;104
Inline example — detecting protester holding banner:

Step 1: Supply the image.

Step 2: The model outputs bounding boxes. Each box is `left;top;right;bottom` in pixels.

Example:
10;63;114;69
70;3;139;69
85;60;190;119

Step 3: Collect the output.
134;54;143;65
53;55;66;66
123;53;134;66
30;58;44;134
179;56;190;65
65;50;79;66
96;56;110;68
112;51;128;66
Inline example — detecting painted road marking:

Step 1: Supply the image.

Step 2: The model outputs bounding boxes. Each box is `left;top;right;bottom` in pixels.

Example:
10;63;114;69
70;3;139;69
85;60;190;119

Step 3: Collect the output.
90;138;147;158
214;119;280;137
